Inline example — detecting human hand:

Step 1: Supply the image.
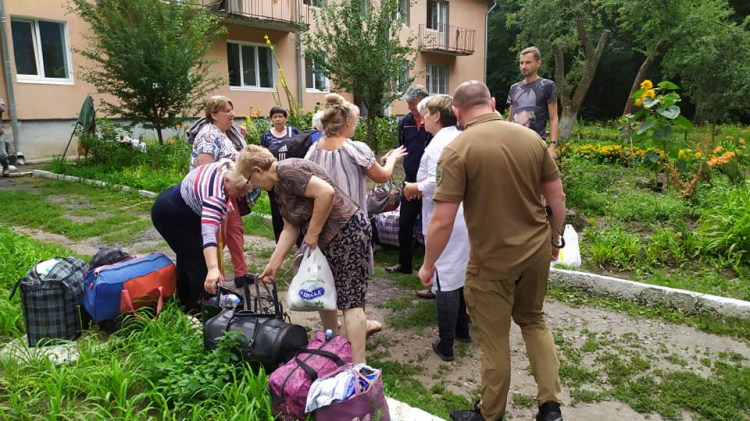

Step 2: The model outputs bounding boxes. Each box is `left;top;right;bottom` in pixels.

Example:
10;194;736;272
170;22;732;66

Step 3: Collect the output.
259;263;279;284
240;126;248;138
548;144;557;160
403;182;422;200
303;233;319;250
551;244;560;262
204;267;223;294
418;264;435;287
387;146;407;163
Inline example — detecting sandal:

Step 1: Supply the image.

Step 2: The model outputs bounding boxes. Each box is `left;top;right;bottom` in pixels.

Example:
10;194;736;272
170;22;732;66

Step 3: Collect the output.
366;320;382;338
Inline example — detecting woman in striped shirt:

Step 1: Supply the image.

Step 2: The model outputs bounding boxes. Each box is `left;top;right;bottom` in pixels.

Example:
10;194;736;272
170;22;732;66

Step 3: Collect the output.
151;159;260;312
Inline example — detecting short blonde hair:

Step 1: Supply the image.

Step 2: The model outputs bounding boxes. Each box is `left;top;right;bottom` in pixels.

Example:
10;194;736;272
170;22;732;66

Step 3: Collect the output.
237;145;276;180
320;93;360;138
425;95;456;127
205;95;234;123
221;159;248;189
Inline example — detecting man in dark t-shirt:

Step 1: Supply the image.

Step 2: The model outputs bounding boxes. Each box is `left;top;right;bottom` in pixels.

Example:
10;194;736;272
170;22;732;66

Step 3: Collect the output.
386;84;433;281
506;46;559;159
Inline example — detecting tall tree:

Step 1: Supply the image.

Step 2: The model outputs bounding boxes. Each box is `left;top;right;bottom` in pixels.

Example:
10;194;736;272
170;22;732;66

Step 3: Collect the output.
509;0;612;140
71;0;226;144
302;0;420;151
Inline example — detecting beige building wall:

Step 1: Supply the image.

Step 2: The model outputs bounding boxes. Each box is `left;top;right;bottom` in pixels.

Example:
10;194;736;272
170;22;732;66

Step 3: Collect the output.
1;0;487;161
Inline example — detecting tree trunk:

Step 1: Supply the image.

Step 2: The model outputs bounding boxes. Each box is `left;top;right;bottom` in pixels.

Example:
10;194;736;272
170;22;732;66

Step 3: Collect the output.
623;54;656;115
559;112;576;142
558;13;611;141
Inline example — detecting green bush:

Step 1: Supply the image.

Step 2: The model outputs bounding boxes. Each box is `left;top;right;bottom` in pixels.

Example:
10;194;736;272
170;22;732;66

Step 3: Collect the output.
606;189;689;223
697;185;750;267
353;116;400;152
558;158;612;215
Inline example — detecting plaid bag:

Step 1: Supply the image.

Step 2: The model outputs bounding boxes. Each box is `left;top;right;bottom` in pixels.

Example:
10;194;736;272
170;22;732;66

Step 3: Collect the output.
9;257;88;347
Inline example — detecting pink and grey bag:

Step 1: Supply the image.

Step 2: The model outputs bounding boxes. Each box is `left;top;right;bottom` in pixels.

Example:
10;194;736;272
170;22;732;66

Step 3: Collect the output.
269;331;353;421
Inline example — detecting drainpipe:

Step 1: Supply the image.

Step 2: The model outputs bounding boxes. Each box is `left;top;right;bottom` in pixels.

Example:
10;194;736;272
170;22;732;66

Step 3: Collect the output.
295;0;303;110
484;0;497;83
0;0;20;154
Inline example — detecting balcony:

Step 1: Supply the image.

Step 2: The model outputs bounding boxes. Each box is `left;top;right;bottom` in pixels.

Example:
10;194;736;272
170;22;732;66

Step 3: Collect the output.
202;0;308;32
419;24;475;56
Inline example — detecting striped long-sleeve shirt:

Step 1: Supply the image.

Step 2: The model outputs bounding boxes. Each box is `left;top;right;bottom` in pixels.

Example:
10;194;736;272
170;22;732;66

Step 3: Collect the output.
180;162;231;249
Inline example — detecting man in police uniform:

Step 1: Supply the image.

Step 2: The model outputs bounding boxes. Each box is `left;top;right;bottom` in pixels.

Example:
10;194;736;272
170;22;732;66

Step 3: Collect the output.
418;80;566;421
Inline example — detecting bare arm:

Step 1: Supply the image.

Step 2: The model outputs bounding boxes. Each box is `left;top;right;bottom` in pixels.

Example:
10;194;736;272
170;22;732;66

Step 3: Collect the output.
506;104;514;122
547;101;559;159
302;176;335;249
195;153;217;167
260;219;300;283
365;146;407;183
203;245;222;294
541;177;566;260
418;201;460;286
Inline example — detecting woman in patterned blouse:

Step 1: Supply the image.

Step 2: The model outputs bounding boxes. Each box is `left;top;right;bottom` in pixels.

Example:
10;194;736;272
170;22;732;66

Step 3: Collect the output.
238;145;372;365
190;96;253;288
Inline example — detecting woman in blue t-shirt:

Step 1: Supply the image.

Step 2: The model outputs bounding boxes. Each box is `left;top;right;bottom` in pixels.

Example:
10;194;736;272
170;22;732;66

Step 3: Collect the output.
260;106;300;156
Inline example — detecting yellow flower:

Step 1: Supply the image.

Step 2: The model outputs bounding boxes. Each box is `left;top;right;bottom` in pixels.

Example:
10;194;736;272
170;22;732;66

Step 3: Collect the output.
695;152;702;158
168;138;175;144
635;98;643;107
713;146;723;154
740;139;746;146
678;150;684;158
640;80;653;90
645;89;656;99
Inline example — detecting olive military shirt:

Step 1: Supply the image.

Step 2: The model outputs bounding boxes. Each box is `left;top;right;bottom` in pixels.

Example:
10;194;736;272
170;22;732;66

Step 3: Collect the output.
433;112;560;279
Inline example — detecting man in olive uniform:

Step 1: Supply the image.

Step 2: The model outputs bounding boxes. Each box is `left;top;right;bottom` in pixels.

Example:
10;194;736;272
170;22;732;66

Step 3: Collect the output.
418;80;566;421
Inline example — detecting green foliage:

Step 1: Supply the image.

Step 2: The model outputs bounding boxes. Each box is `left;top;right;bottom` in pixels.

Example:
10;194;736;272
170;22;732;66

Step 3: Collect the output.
625;80;692;153
696;185;750;267
302;0;421;151
606;189;689;223
70;0;226;144
352;115;400;152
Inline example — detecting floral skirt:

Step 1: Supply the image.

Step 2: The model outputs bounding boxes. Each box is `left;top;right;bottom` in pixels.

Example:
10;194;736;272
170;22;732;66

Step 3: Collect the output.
321;209;372;309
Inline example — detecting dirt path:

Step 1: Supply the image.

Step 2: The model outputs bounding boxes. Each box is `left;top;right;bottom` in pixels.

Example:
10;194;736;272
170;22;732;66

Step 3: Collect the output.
3;174;749;420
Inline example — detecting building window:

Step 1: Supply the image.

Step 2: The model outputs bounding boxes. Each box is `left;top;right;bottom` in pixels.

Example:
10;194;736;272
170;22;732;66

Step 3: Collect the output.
426;64;448;94
303;0;326;8
397;60;410;93
397;0;409;25
11;18;72;82
227;41;274;89
305;58;329;91
426;0;448;30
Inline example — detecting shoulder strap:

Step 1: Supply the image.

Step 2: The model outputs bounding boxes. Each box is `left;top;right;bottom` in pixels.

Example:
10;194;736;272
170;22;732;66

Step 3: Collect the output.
294;348;346;381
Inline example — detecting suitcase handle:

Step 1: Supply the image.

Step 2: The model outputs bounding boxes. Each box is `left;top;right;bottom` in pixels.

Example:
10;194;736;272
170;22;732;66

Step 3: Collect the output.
121;286;164;322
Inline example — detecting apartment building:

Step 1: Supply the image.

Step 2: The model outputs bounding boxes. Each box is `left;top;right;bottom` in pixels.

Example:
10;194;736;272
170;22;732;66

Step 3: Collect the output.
0;0;487;161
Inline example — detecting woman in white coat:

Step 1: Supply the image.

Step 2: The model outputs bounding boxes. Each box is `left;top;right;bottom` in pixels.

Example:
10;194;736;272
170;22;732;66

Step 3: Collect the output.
402;95;471;361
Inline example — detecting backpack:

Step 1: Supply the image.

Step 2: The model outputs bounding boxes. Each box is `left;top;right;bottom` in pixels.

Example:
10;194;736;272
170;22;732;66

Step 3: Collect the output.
274;129;318;161
269;331;353;421
90;246;131;269
9;257;88;347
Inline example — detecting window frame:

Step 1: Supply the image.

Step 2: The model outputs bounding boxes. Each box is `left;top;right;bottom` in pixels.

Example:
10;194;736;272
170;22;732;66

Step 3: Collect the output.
426;63;449;95
303;0;326;9
396;0;410;26
226;40;276;92
11;17;74;85
426;0;448;31
305;57;330;93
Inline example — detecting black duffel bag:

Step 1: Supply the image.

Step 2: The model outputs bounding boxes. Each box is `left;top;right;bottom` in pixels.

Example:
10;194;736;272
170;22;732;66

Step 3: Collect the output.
203;278;308;373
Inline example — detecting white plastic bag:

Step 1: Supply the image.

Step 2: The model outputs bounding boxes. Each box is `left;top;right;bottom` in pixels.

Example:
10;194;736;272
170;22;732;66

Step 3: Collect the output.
552;224;581;268
287;247;337;311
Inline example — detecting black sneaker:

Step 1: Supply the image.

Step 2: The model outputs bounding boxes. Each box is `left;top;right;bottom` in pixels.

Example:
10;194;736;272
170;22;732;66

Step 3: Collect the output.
449;409;485;421
456;335;473;343
234;274;255;289
536;401;563;421
385;264;412;274
432;338;455;362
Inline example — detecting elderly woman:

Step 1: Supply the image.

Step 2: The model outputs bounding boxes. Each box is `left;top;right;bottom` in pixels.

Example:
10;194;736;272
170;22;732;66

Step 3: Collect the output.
151;159;260;312
304;93;406;336
403;95;471;361
238;145;371;365
191;95;252;288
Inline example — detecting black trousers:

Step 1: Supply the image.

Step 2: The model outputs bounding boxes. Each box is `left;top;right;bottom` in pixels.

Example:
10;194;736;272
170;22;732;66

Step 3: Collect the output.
268;190;284;243
151;185;205;312
397;195;422;270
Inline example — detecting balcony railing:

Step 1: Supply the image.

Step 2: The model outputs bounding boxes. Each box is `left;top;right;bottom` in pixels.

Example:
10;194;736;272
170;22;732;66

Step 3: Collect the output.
419;23;475;56
203;0;308;32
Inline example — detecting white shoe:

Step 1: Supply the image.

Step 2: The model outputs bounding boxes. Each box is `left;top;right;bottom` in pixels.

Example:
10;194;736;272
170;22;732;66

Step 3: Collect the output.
7;165;17;172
